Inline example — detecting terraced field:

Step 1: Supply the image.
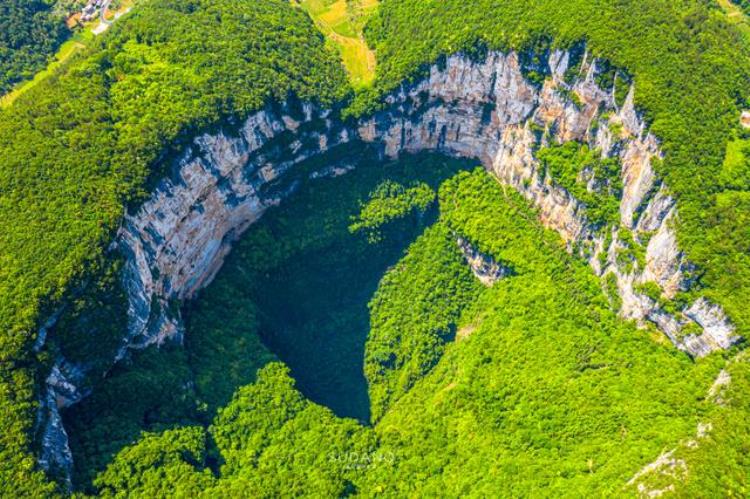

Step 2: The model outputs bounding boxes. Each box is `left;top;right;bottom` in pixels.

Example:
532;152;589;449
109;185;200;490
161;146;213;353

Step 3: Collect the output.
295;0;378;87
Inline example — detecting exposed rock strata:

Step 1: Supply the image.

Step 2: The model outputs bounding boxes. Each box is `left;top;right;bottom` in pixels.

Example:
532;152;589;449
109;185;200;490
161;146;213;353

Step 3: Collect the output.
456;237;512;286
118;102;353;351
115;50;740;360
39;49;741;481
36;387;73;489
357;51;737;357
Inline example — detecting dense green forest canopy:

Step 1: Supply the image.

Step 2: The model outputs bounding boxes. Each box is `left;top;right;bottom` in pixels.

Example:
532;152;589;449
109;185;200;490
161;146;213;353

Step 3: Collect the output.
732;0;750;16
0;0;749;496
63;151;472;492
0;0;71;95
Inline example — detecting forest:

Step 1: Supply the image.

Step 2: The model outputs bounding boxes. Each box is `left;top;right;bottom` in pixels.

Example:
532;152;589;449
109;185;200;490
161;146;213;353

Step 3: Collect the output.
0;0;74;95
58;158;747;496
732;0;750;15
0;0;749;496
355;0;750;338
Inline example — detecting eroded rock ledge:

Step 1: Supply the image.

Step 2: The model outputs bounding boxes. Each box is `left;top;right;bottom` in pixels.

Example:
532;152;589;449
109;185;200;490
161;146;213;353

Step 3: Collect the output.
456;237;512;286
38;49;741;481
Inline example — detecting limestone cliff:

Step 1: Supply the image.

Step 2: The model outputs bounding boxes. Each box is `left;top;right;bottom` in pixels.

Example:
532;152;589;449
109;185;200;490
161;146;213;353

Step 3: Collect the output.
117;101;353;352
357;50;737;357
37;48;741;482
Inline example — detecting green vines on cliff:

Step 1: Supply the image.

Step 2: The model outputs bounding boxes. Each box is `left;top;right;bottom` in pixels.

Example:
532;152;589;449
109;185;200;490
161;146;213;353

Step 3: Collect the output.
537;142;622;228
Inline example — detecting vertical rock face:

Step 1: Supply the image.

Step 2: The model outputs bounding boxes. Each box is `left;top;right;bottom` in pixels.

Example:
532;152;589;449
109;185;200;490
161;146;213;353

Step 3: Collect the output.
684;298;738;355
117;101;353;352
39;48;741;482
36;389;73;490
357;50;738;357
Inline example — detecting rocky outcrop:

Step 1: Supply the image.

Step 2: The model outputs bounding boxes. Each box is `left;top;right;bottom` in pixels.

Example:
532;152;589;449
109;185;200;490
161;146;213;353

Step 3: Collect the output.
36;388;73;490
456;237;512;286
117;101;354;351
626;352;747;496
40;48;741;482
110;49;739;369
38;100;357;483
34;313;86;487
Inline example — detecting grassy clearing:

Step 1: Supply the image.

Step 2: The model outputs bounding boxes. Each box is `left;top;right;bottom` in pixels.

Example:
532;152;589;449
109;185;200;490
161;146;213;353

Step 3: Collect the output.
295;0;378;88
0;31;91;108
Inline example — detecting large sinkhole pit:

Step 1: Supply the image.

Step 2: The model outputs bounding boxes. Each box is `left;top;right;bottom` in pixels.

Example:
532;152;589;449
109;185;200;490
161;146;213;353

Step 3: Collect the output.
53;50;739;493
63;146;477;487
58;138;724;496
183;148;473;423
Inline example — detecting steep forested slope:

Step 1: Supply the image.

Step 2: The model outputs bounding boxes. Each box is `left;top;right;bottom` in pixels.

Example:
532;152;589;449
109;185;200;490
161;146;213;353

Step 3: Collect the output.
63;151;472;491
355;0;750;336
0;0;347;494
72;163;738;496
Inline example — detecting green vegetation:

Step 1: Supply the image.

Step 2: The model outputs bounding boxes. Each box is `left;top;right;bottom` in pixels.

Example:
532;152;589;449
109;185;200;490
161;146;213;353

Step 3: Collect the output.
681;354;750;493
295;0;378;87
537;142;622;228
1;0;750;496
193;152;465;422
354;0;750;339
604;272;622;310
68;165;740;496
617;227;647;273
730;0;750;16
365;223;482;421
358;169;724;495
0;0;145;107
721;136;750;190
349;179;436;242
93;363;378;497
65;345;204;489
635;280;664;304
720;0;750;41
1;19;96;109
64;150;472;490
0;0;70;95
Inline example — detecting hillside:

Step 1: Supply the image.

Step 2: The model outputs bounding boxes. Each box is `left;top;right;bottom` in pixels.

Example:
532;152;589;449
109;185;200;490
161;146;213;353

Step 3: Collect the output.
0;0;347;493
0;0;749;496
